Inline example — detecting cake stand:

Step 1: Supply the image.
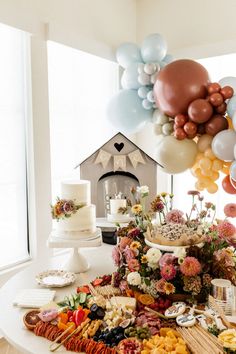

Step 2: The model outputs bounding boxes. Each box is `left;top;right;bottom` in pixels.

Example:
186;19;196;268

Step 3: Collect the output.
47;228;102;273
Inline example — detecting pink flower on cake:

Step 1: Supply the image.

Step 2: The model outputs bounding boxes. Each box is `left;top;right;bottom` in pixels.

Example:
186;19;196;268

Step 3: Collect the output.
128;259;140;272
180;257;201;276
165;209;185;224
161;264;176;281
63;201;74;213
159;253;176;268
224;203;236;218
119;236;132;251
217;220;236;240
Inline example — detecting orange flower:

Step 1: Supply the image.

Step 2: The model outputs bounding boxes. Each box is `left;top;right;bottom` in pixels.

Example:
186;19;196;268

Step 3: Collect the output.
164;282;175;295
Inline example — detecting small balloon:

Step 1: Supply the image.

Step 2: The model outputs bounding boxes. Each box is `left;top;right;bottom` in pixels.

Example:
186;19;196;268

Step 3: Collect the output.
207;82;221;94
144;63;157;75
138;86;149;99
162;122;174;135
197;134;213;152
205;114;229;136
153;123;163;135
212;159;223;171
188;99;213;123
204;148;215;160
174;127;187;140
222;175;236;194
219;76;236;93
221;86;234;100
153;110;169;125
207;182;218;194
147;90;155;102
116;42;143;68
215;102;227;114
141;33;167;62
209;93;224;107
183;121;197;136
199;157;212;171
174;114;188;127
150;72;159;84
142;98;153;110
138;72;151;86
137;63;145;73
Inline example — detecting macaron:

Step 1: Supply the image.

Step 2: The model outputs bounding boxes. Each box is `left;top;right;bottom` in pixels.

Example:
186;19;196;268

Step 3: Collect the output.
165;302;186;318
176;313;196;327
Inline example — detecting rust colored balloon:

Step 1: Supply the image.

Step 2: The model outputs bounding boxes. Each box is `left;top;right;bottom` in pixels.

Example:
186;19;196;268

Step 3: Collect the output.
207;82;221;94
209;92;224;107
220;86;234;100
183;121;197;135
174;114;188;127
205;114;229;136
222;175;236;194
174;127;187;140
215;102;226;114
188;98;213;123
154;59;210;117
197;124;206;135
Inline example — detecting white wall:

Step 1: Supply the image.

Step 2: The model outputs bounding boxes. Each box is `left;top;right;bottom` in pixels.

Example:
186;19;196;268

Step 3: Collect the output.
136;0;236;58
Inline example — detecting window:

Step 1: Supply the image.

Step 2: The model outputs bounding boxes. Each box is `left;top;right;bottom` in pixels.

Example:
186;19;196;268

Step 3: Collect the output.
0;23;30;269
47;41;119;200
173;54;236;217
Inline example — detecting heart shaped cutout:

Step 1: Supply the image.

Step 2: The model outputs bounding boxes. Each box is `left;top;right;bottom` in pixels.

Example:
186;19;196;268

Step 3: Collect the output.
114;142;124;152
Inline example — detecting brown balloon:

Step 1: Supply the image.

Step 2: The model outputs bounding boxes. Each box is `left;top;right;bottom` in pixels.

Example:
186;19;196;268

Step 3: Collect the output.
215;102;226;114
207;82;221;94
154;59;210;117
222;175;236;194
174;127;187;140
209;92;224;107
188;98;213;123
220;86;234;100
197;124;206;135
205;114;229;136
183;121;197;135
174;114;188;127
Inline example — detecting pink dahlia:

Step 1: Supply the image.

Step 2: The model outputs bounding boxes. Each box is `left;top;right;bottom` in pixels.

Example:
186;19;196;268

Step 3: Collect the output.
123;246;135;263
160;264;176;280
112;246;122;267
128;258;140;272
159;253;176;268
217;220;236;240
119;280;128;293
224;203;236;218
165;209;185;224
180;256;201;276
155;278;167;293
119;236;132;251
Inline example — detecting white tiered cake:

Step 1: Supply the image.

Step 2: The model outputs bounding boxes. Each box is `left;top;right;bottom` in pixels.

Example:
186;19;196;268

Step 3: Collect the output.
54;180;96;239
107;193;130;223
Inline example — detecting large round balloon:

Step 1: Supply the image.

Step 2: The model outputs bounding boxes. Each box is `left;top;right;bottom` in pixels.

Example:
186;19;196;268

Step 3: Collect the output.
107;89;152;134
212;130;236;161
154;59;210;117
222;175;236;194
141;33;167;63
156;136;198;173
116;43;143;68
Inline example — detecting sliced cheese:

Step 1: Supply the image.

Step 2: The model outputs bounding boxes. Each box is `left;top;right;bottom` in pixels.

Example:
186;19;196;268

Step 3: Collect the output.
109;296;136;310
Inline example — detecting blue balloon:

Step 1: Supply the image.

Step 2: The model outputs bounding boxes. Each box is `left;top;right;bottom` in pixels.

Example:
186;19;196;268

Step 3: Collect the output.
107;89;152;134
219;76;236;92
141;33;167;63
116;43;143;69
121;62;142;89
230;160;236;181
163;54;174;64
227;95;236;117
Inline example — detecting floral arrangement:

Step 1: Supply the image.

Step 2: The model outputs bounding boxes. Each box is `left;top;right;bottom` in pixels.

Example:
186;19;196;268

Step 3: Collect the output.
112;189;236;300
51;198;85;221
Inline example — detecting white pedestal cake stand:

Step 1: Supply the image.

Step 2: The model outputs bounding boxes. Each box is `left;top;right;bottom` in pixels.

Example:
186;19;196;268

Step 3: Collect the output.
47;228;102;274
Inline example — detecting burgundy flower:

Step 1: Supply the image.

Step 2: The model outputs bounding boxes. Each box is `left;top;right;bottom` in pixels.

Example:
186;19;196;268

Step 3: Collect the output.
127;228;141;238
187;190;200;196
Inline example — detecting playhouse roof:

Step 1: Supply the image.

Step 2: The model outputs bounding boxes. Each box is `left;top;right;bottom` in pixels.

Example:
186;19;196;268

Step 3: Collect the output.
76;132;162;168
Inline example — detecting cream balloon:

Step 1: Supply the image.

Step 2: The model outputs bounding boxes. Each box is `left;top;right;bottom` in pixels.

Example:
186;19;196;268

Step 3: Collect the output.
197;134;213;152
156;136;198;174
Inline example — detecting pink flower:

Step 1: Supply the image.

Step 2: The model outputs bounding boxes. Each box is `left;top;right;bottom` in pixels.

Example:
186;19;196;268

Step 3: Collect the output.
217;220;236;239
112;246;122;267
159;253;176;268
119;280;128;293
180;257;201;276
128;259;140;272
188;190;200;196
123;246;135;263
165;209;185;224
128;228;141;238
119;237;132;251
224;203;236;218
155;278;167;293
161;264;176;280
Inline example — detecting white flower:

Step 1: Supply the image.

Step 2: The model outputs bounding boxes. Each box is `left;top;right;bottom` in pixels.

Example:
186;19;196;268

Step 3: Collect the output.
146;248;162;264
173;247;186;259
137;185;149;197
127;271;141;286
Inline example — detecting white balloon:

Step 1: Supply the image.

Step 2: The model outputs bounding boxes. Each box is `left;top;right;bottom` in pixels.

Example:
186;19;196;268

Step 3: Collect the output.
219;76;236;93
142;98;153;110
153;123;163;135
162;122;174;135
150;72;159;84
138;63;145;74
147;90;155;103
138;72;151;86
144;63;157;75
153;110;169;125
138;86;149;99
212;130;236;161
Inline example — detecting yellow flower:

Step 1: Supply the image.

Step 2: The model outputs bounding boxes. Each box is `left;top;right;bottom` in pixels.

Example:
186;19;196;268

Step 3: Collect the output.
131;204;143;215
225;248;234;257
161;192;168;197
130;241;141;250
164;282;175;295
141;255;148;264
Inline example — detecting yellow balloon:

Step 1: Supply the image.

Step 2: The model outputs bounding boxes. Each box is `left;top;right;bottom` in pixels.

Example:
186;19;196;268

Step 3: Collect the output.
204;148;215;160
195;168;204;179
211;171;220;181
199;176;211;188
199;157;212;171
212;159;223;171
221;166;230;175
197;134;213;152
207;182;218;194
195;153;204;162
195;180;205;191
201;169;213;177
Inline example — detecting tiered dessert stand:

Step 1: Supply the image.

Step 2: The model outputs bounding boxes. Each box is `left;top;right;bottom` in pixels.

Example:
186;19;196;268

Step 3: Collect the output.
47;228;102;273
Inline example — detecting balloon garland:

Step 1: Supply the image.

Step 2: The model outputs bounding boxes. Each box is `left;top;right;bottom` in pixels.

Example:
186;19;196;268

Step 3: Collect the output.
107;33;236;194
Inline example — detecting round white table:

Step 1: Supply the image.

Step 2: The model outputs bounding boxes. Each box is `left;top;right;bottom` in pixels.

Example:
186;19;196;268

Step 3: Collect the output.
0;243;115;354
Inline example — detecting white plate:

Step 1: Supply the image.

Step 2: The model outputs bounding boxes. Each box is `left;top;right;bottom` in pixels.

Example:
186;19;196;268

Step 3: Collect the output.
145;238;204;252
35;270;76;288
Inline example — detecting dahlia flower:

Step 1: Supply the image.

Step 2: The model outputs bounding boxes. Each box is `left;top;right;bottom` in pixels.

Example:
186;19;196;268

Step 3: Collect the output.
119;236;132;251
123;246;135;263
112;246;122;267
155;278;167;293
127;259;140;272
146;248;162;269
217;220;236;240
127;271;141;286
160;264;176;281
165;209;185;224
224;203;236;218
159;253;176;268
180;256;201;276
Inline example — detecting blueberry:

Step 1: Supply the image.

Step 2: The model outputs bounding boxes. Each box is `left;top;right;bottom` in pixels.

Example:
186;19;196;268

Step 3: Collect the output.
96;308;105;318
90;304;99;312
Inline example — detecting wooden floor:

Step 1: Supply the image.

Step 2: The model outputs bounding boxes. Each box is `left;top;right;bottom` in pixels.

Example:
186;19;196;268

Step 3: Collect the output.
0;338;23;354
